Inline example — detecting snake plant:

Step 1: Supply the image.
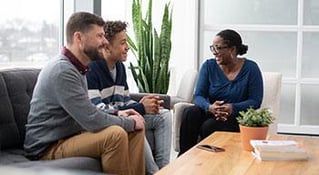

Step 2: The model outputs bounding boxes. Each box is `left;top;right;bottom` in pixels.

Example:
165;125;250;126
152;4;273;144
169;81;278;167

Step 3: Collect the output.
128;0;172;94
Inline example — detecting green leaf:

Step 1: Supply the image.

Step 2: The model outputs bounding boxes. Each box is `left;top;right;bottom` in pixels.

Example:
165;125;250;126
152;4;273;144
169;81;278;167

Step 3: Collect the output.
127;0;172;93
236;107;274;127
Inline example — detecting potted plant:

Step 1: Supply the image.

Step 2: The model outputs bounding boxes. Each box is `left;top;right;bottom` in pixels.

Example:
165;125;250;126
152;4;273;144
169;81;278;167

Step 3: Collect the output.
128;0;172;94
236;107;275;151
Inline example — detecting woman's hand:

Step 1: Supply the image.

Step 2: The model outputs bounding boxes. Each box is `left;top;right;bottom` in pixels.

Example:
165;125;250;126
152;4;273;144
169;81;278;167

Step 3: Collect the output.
209;101;233;121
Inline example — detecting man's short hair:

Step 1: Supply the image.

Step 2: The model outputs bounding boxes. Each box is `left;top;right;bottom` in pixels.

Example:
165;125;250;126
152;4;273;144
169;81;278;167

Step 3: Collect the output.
104;21;127;44
66;12;105;44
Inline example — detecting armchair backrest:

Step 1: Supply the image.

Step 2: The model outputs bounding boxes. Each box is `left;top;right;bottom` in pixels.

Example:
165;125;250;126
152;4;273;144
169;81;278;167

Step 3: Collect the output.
177;69;198;102
261;72;282;135
170;69;197;107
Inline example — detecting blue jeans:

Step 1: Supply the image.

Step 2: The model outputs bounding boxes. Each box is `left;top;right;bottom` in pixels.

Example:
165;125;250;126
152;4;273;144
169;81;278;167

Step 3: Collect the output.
145;137;158;175
144;109;172;172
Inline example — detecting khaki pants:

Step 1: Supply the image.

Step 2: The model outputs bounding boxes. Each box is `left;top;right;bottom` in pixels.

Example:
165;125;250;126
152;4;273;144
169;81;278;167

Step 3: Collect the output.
41;125;145;175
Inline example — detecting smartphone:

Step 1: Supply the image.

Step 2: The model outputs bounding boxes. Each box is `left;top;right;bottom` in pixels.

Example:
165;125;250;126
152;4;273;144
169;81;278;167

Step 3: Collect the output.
196;144;225;152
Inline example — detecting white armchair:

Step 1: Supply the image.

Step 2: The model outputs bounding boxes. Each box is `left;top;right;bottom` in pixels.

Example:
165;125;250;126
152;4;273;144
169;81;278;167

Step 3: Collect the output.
169;69;198;107
172;72;282;152
260;72;282;135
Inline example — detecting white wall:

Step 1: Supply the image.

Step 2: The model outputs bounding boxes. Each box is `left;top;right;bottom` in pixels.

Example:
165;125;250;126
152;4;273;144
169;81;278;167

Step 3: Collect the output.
167;0;198;95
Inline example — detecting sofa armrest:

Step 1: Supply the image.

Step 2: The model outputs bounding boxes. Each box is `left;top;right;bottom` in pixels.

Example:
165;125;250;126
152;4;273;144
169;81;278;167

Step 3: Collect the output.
129;93;171;110
173;102;194;152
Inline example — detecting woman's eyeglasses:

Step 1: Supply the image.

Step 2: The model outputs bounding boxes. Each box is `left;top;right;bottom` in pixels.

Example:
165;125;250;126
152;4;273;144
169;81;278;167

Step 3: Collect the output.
209;45;229;54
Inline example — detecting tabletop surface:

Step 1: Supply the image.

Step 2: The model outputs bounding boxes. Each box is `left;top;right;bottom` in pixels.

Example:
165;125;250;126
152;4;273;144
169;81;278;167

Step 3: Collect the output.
156;131;319;175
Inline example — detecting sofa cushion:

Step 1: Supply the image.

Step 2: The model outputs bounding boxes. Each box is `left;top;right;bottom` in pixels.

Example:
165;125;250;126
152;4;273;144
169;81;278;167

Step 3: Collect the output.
0;149;102;172
0;72;20;149
0;69;40;149
12;157;102;173
0;166;104;175
0;149;30;164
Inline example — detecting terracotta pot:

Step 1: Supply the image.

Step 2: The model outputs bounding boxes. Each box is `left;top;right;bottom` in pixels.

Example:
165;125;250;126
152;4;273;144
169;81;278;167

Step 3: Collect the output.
239;125;269;151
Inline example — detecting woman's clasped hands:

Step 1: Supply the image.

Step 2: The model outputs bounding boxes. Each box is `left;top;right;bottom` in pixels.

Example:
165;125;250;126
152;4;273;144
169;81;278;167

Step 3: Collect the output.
209;100;233;121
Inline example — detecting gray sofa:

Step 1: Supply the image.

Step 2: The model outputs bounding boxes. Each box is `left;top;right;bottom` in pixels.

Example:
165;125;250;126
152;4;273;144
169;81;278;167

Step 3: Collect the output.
0;68;170;173
0;68;102;173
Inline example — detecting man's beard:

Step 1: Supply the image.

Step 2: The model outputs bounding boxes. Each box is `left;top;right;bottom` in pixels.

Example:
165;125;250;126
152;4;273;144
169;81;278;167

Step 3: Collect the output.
84;45;104;61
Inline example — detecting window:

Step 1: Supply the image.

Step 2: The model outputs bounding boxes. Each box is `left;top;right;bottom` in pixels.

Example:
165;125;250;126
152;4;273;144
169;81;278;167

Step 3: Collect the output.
0;0;61;68
200;0;319;134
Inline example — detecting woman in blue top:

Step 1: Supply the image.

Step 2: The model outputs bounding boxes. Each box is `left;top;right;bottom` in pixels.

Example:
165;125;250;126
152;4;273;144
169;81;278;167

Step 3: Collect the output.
178;29;264;156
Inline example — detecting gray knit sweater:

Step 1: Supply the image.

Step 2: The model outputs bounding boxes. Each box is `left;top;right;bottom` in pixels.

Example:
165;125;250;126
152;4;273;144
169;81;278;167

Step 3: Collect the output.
24;55;135;157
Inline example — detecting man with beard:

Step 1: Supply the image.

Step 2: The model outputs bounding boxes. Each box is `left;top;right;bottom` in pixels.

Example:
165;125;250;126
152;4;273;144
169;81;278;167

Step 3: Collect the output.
24;12;145;175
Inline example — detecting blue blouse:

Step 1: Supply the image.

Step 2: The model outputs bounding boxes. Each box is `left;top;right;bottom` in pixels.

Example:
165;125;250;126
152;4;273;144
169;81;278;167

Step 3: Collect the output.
194;58;263;116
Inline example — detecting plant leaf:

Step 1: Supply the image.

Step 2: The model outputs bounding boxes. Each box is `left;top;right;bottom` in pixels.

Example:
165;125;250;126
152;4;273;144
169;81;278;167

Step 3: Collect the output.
128;0;172;93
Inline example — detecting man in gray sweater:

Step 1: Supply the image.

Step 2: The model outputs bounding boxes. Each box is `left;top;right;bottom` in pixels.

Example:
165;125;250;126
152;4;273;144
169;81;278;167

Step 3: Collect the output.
24;12;145;175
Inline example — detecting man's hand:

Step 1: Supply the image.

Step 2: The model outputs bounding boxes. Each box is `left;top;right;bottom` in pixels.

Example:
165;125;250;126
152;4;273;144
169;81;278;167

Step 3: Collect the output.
117;109;140;117
129;114;145;130
139;95;163;114
118;109;145;130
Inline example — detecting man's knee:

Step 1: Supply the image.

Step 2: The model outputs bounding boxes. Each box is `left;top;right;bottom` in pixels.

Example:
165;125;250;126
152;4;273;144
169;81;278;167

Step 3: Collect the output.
158;109;172;123
128;129;145;145
160;109;171;118
100;125;128;145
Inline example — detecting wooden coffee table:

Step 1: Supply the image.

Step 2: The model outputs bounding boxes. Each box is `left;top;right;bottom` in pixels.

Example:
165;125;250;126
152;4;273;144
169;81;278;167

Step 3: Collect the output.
156;131;319;175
